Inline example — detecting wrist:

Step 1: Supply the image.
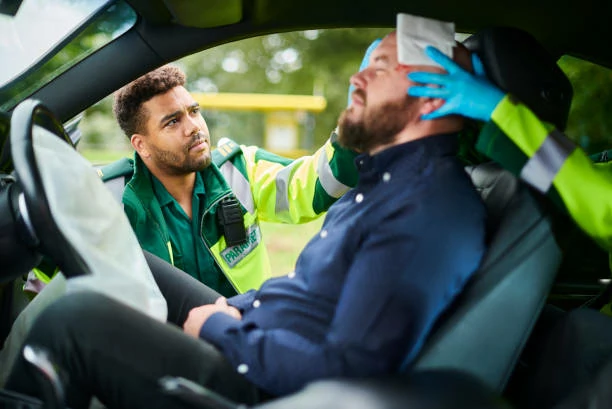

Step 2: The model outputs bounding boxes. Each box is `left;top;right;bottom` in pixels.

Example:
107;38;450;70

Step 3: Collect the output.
481;89;506;121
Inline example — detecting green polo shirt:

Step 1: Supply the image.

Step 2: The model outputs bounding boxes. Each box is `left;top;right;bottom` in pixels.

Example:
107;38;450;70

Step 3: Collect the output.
151;173;236;297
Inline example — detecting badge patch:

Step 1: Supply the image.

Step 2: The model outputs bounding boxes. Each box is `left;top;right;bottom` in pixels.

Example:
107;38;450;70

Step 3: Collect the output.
220;224;261;267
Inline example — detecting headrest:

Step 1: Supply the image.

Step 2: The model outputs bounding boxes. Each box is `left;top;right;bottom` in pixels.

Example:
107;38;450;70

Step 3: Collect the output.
463;27;573;131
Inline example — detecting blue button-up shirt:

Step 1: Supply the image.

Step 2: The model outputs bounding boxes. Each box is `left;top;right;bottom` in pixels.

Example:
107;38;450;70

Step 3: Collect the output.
200;133;487;395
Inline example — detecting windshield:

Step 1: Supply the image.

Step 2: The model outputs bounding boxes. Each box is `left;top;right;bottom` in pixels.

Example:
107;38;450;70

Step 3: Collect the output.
0;0;110;87
0;0;136;111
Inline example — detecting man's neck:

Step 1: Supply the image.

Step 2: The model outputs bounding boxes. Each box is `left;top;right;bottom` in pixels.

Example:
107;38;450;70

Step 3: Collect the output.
369;121;462;155
149;166;196;218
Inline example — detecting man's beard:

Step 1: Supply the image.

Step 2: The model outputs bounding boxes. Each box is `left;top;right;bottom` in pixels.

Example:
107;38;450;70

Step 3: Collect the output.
337;97;413;153
150;132;212;175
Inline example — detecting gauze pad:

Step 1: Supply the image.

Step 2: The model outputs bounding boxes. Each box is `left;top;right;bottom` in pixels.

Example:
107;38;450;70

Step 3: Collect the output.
397;13;455;68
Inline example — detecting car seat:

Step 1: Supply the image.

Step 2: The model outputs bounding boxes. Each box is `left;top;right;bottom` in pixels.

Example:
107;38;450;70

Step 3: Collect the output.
410;162;561;391
408;26;570;391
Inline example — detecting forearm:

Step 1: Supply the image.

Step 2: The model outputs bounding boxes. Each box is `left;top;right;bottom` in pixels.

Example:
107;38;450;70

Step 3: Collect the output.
246;134;357;223
199;313;357;395
482;96;612;250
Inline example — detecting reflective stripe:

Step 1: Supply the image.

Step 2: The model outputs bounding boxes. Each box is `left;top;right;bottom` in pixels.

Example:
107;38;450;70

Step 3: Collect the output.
31;267;55;284
275;161;298;214
520;129;576;193
166;241;174;265
219;162;255;214
317;151;351;198
18;193;38;243
24;270;49;294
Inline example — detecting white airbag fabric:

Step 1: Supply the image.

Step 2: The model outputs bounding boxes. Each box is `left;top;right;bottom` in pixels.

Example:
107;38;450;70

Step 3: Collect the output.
32;126;167;321
397;13;455;68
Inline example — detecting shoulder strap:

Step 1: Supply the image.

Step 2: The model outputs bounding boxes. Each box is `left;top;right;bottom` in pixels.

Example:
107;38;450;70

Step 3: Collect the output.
212;138;242;166
590;149;612;163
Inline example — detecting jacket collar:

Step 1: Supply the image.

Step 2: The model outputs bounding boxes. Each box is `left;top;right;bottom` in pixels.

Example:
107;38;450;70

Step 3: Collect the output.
129;153;233;213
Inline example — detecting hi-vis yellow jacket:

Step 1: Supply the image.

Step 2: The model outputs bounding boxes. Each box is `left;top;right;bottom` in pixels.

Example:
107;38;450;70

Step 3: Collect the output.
99;134;357;294
476;95;612;251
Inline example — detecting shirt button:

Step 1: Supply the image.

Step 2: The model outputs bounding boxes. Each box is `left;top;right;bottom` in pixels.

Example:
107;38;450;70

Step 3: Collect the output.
355;193;364;203
320;229;328;238
382;172;391;182
288;271;296;278
237;364;249;374
252;299;261;308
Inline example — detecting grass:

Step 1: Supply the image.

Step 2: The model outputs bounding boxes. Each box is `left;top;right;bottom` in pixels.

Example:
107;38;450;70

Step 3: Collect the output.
78;149;132;165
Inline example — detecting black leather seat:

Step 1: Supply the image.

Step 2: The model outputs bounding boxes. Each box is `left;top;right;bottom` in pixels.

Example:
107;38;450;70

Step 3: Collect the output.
410;162;561;391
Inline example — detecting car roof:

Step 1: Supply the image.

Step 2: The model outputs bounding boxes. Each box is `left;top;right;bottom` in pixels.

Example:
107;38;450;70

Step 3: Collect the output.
10;0;612;122
128;0;612;65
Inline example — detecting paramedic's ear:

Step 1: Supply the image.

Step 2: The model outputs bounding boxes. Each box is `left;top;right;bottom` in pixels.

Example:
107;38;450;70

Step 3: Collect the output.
131;133;151;159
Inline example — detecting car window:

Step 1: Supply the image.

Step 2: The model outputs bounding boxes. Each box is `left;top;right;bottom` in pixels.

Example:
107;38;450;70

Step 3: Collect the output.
0;0;137;111
558;55;612;155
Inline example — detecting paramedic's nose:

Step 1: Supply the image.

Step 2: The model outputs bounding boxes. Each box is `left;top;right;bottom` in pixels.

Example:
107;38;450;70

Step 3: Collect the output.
186;113;200;138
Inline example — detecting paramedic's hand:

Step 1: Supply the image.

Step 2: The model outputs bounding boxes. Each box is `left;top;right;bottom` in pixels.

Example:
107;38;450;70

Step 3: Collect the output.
347;39;382;106
183;297;242;338
407;46;505;122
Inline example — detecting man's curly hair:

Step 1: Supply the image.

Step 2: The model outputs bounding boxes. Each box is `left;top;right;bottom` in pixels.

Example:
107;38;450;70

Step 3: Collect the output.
113;65;186;138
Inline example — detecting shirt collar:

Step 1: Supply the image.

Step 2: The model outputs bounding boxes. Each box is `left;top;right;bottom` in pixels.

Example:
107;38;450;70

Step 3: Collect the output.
151;172;206;208
354;133;459;182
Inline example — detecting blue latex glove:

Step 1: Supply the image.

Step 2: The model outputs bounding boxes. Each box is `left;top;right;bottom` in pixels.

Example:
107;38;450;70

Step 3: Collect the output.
347;39;381;106
407;46;505;122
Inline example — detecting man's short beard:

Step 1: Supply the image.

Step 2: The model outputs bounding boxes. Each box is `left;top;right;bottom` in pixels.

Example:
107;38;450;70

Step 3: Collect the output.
337;98;413;153
153;148;211;175
150;132;212;175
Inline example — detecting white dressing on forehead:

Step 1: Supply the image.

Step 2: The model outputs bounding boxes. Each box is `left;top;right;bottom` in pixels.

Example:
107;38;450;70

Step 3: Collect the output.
396;13;455;68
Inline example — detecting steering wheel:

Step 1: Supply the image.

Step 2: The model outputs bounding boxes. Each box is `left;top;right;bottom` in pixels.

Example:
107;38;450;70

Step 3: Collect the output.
3;99;89;280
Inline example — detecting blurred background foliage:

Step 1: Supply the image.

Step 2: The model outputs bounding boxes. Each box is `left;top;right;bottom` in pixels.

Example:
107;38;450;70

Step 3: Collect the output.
77;28;612;162
78;28;390;160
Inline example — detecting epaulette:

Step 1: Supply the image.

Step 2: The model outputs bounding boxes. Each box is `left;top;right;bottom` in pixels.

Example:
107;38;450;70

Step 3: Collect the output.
97;157;134;182
212;138;242;166
590;149;612;164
